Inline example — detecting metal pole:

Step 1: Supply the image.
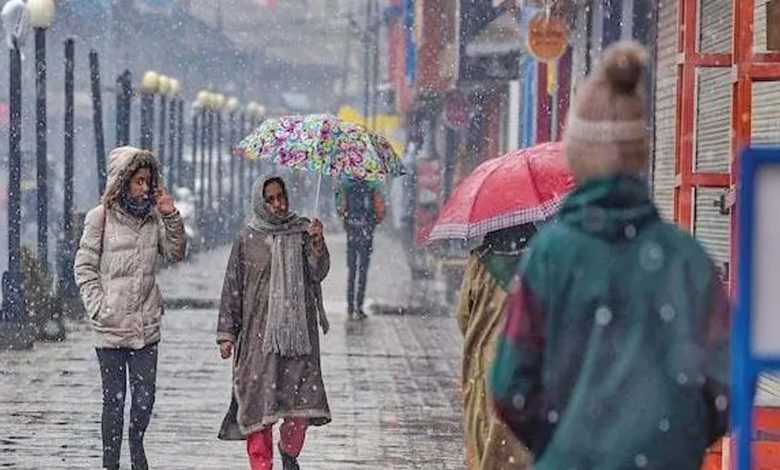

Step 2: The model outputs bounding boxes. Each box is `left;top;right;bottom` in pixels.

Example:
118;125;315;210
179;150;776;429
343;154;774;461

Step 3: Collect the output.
177;99;184;189
363;0;372;126
35;28;49;268
228;111;236;217
140;93;152;150
198;108;207;217
207;110;214;211
207;109;215;245
62;39;76;298
122;71;132;146
216;111;223;214
168;97;176;189
115;70;131;146
115;73;125;147
115;73;123;147
89;50;107;195
158;95;167;183
238;111;246;214
249;115;258;184
4;45;25;323
189;108;197;188
123;70;133;145
191;111;199;201
371;0;380;131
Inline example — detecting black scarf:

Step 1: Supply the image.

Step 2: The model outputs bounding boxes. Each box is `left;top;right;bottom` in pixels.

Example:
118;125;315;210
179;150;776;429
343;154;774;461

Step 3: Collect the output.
119;187;154;218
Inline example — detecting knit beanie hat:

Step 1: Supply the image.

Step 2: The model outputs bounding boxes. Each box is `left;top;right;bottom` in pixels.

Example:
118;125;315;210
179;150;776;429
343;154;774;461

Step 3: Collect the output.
563;40;650;182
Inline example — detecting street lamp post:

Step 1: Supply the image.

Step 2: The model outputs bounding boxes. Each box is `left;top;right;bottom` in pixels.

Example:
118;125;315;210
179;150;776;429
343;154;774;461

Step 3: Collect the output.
60;38;77;300
238;109;246;216
207;94;218;246
213;93;225;219
191;102;201;197
29;0;56;268
139;71;159;151
176;90;184;190
167;78;180;189
226;97;239;223
115;70;132;146
89;50;107;196
196;91;209;222
2;0;28;338
207;94;215;216
157;75;171;183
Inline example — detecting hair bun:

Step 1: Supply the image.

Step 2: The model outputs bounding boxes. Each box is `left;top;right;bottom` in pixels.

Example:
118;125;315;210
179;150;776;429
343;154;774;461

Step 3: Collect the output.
600;40;648;94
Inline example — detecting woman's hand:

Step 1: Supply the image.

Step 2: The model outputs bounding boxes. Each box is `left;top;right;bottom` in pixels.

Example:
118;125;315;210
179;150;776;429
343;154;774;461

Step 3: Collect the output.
156;188;176;216
308;218;325;253
219;341;233;360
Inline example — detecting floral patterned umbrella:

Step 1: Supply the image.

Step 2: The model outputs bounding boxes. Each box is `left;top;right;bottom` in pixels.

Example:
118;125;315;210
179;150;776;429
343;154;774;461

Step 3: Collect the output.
238;114;404;182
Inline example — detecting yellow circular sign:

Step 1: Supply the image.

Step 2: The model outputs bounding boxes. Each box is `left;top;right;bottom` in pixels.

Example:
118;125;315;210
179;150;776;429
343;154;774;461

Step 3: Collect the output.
527;13;569;62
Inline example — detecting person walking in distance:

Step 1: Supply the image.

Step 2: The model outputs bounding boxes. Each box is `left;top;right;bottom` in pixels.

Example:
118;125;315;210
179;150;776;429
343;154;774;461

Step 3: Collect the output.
337;179;385;320
217;176;331;470
74;147;187;470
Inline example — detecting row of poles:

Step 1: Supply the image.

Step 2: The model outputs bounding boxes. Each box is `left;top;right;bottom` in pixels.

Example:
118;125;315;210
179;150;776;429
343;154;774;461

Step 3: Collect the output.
1;3;268;327
189;90;266;247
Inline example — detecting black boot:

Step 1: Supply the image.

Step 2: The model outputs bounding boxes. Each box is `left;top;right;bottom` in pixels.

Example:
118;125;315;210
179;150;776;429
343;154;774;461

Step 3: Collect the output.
355;307;368;321
279;444;300;470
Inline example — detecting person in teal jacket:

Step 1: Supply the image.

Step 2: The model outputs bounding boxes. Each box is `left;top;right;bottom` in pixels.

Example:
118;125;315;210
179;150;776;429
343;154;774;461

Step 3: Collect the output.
489;41;731;470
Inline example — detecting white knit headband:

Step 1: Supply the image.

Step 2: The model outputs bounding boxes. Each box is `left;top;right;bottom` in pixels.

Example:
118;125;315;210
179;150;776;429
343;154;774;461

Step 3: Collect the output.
565;115;647;143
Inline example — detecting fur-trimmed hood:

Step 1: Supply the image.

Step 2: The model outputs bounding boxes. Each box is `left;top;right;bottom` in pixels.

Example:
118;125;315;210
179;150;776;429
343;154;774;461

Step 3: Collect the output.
101;146;160;208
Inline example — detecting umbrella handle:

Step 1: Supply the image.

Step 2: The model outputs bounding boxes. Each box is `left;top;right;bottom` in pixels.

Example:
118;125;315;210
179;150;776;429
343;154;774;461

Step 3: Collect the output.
313;172;322;219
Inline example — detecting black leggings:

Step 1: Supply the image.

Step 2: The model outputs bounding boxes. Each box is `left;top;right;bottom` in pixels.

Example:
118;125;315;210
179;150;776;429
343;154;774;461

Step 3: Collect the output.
96;342;158;470
346;225;375;311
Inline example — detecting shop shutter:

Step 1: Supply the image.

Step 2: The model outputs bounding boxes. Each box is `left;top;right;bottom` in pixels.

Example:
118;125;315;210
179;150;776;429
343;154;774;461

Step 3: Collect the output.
691;0;733;269
699;0;733;53
752;2;780;145
652;0;677;220
694;187;730;272
694;67;731;172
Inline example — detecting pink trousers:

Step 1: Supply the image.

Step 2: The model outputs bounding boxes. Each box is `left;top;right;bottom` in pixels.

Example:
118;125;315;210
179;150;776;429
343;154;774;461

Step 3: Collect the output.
246;418;308;470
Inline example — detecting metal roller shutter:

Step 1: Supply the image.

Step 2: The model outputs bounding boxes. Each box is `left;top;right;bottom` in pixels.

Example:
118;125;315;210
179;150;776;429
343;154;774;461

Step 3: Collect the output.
695;68;731;172
754;0;770;53
691;0;733;270
699;0;733;53
753;82;780;144
652;0;677;220
752;2;780;144
694;187;730;271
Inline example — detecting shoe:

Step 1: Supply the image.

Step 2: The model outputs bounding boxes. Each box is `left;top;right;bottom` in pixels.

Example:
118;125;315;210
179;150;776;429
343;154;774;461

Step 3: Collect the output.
355;308;368;321
279;444;300;470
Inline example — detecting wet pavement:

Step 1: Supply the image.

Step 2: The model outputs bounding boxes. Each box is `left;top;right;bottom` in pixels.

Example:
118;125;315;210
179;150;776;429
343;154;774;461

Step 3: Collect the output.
0;230;466;469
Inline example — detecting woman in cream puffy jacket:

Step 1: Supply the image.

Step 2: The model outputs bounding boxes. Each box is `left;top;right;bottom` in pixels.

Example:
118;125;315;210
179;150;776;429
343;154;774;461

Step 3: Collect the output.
74;146;186;470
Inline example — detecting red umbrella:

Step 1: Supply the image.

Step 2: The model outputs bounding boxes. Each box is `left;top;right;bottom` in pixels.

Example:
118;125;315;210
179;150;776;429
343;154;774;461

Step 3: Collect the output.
427;142;575;242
